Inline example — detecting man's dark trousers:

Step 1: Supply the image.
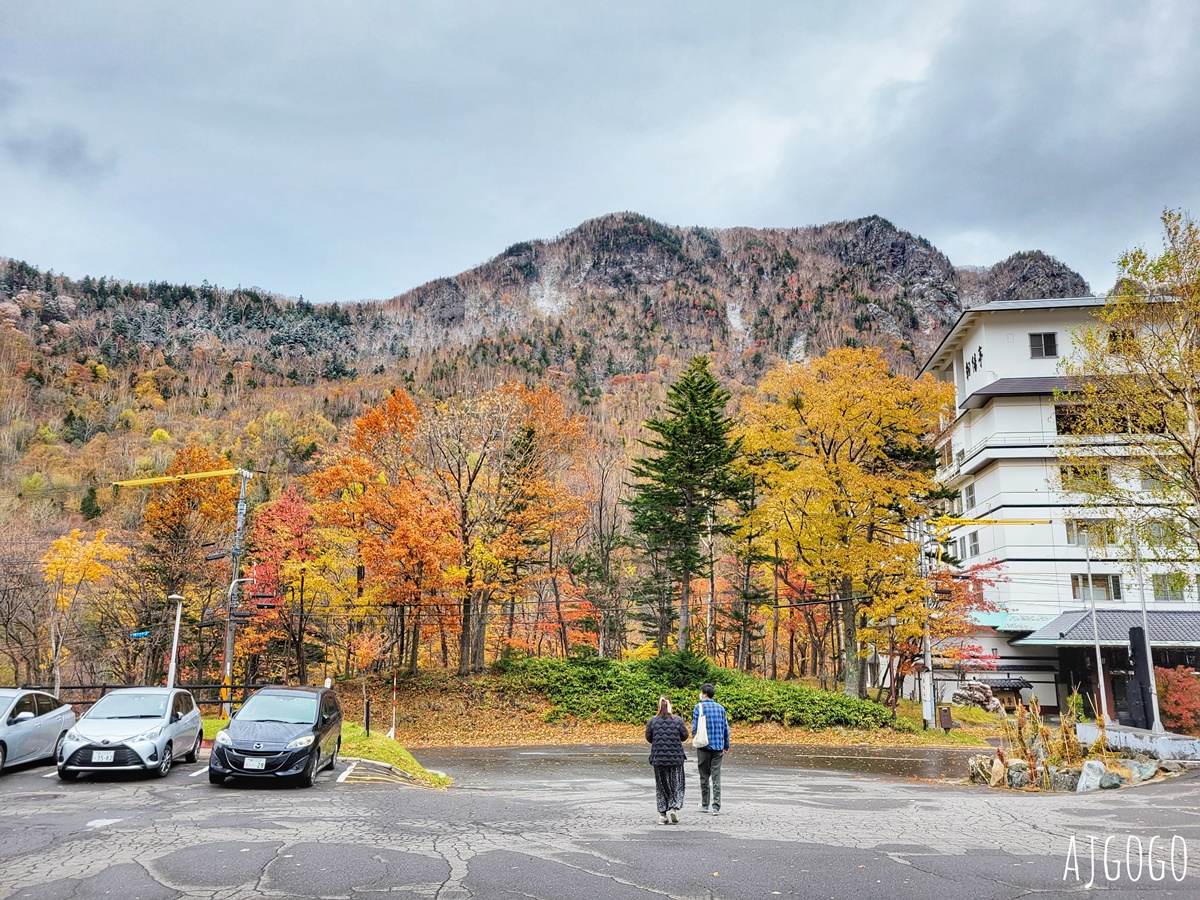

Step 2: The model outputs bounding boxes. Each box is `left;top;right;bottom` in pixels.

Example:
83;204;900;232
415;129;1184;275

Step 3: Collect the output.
697;748;723;811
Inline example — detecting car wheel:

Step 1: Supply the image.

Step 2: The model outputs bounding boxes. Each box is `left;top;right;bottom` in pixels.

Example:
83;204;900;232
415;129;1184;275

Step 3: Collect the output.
52;731;67;764
183;732;202;764
0;743;6;773
298;750;318;788
57;767;79;781
155;744;173;778
324;739;340;771
208;768;225;785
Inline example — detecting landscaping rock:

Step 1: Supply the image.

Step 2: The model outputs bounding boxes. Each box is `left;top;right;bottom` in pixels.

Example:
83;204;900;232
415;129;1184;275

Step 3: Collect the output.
968;755;992;784
1076;759;1106;793
1099;772;1123;789
1050;769;1080;792
1130;761;1159;784
989;758;1007;787
1162;760;1184;773
1007;761;1031;789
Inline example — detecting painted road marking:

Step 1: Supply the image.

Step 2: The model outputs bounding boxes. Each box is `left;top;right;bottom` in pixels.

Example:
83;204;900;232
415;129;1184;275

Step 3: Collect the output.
86;818;122;829
42;770;58;778
189;766;209;777
336;760;358;783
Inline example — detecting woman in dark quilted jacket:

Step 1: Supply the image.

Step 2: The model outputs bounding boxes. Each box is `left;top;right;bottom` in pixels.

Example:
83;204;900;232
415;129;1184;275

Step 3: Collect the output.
645;695;689;824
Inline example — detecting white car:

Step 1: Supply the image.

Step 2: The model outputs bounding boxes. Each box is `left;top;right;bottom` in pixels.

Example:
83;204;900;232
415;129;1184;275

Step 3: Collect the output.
0;689;76;772
57;687;202;780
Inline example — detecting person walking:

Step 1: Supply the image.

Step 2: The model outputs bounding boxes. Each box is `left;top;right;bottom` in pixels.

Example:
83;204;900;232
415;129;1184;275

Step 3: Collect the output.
692;682;730;814
646;695;689;824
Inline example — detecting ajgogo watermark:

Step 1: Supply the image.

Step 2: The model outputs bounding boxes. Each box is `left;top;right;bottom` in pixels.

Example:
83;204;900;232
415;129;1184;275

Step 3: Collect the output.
1063;835;1188;887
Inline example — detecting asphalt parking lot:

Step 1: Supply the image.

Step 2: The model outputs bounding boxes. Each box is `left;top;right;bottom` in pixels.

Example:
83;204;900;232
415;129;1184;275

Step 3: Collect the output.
2;746;1198;899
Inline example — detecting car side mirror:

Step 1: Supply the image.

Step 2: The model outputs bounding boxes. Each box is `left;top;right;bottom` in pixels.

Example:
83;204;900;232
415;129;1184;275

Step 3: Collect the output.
171;711;181;723
13;710;35;724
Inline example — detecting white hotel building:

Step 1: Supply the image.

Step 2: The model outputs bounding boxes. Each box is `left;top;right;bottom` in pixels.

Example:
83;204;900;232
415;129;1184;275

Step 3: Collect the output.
918;297;1200;721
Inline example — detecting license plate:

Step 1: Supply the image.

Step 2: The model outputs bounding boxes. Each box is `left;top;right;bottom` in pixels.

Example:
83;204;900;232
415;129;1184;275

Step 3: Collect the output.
243;757;266;770
91;750;114;763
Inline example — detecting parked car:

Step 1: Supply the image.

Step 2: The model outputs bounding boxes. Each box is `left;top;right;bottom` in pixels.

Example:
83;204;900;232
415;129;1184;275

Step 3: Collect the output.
0;689;76;773
208;686;341;787
57;687;202;780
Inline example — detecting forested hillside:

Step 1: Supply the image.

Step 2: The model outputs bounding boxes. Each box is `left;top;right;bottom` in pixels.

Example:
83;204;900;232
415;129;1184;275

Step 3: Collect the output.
0;212;1087;692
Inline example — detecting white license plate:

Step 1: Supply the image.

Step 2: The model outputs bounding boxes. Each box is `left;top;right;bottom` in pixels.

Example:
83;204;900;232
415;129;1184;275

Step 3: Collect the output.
243;757;266;770
91;750;114;763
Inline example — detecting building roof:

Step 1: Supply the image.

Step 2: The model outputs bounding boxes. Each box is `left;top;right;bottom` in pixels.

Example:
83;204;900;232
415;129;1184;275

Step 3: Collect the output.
979;677;1034;691
1018;609;1200;648
920;296;1104;376
959;376;1087;409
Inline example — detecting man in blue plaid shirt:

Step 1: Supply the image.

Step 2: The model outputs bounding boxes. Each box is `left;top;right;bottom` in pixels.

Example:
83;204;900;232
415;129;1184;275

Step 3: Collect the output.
692;682;730;814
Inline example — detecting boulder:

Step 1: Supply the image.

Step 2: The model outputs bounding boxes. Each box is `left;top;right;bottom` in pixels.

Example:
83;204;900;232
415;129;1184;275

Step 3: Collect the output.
1006;760;1031;790
1050;768;1080;792
1076;759;1107;793
1130;761;1159;784
968;755;992;784
989;758;1007;787
1099;772;1123;789
1162;760;1184;774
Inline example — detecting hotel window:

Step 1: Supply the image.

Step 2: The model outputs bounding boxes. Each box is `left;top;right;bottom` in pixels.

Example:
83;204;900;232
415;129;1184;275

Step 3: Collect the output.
967;531;980;558
1029;332;1058;358
1153;574;1185;603
1071;573;1122;602
962;483;976;510
1140;466;1167;492
1065;519;1115;547
1108;329;1137;355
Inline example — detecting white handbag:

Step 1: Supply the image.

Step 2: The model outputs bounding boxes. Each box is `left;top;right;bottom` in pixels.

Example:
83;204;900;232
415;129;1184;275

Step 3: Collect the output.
692;704;709;749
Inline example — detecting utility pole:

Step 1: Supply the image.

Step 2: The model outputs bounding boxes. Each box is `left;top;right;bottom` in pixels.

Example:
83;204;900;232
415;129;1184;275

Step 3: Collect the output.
221;469;253;718
1131;532;1164;732
166;594;184;688
1082;526;1111;724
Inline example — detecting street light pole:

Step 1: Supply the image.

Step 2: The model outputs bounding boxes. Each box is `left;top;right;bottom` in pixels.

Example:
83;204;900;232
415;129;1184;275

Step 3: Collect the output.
166;594;184;689
887;614;899;721
1131;532;1164;732
1082;527;1111;724
221;470;253;719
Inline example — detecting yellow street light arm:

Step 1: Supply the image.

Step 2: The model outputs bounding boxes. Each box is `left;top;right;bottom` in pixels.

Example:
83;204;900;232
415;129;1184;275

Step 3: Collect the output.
113;468;243;488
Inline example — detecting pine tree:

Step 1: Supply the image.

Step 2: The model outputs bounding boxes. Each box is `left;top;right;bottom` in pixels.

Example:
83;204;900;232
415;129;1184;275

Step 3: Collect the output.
626;357;742;652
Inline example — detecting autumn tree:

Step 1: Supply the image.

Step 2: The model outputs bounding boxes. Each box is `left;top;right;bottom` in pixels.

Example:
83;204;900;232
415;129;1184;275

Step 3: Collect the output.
739;347;954;698
626;357;743;653
418;383;586;674
1057;209;1200;586
42;528;129;693
308;388;458;676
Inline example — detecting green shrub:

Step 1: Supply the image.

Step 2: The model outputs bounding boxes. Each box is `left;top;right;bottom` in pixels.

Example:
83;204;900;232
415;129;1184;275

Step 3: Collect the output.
490;653;896;731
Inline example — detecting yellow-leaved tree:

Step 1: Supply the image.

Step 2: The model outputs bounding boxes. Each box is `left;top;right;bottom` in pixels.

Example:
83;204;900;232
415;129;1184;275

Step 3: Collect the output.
738;346;955;698
42;528;130;693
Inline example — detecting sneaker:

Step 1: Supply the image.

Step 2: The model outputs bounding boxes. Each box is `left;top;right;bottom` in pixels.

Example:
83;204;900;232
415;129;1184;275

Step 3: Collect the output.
711;808;720;816
658;814;669;825
669;811;679;824
698;804;709;813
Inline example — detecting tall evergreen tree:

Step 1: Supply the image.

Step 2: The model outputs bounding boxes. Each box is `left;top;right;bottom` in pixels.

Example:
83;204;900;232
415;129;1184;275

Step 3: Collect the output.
626;357;742;652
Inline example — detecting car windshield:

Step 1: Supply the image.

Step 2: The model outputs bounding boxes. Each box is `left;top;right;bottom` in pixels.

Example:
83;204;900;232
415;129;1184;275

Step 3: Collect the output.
87;692;169;719
236;693;318;725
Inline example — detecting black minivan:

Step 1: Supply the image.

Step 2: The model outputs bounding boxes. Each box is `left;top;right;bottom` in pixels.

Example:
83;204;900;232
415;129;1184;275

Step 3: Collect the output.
208;686;341;787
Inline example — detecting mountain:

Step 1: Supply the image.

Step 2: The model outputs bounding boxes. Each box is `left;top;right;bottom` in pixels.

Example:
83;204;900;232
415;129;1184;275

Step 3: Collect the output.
376;213;1089;389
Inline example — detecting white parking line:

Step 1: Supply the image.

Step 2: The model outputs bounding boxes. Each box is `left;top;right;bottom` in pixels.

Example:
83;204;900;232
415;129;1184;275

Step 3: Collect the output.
336;760;358;783
189;766;209;777
42;770;58;778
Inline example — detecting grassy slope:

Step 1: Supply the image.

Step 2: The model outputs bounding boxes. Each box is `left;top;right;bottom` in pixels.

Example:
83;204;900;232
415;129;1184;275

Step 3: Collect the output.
334;669;999;749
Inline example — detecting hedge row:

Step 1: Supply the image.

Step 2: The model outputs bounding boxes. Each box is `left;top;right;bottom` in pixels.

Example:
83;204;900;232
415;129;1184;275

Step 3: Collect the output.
491;652;900;731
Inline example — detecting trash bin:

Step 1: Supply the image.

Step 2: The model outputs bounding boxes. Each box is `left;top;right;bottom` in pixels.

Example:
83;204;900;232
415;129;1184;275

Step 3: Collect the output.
937;705;953;733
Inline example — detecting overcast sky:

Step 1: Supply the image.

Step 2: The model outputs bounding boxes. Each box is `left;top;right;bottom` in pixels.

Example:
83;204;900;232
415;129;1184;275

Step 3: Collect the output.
2;1;1197;303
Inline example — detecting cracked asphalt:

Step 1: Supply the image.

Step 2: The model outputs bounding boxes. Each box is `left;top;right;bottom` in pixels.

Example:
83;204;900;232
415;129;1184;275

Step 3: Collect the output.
1;746;1197;899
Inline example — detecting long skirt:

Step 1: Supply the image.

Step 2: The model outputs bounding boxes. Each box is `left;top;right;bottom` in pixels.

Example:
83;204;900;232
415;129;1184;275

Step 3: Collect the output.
653;763;686;813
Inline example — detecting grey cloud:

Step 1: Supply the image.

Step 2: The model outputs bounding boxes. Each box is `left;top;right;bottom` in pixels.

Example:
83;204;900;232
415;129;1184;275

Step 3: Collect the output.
4;123;116;185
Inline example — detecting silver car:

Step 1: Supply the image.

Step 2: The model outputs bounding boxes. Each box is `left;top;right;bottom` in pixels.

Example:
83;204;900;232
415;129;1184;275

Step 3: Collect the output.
57;687;202;780
0;689;76;773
